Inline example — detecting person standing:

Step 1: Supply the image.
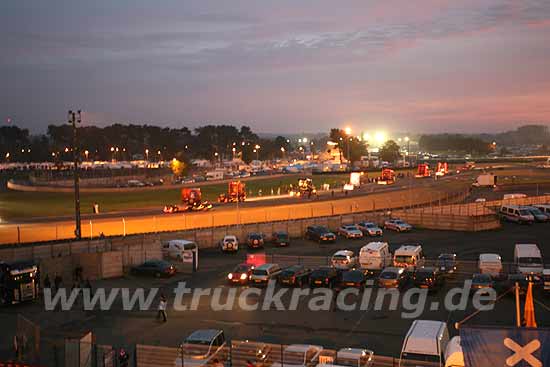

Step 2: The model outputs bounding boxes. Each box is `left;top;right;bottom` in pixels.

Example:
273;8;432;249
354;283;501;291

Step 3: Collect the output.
43;275;51;290
157;294;167;322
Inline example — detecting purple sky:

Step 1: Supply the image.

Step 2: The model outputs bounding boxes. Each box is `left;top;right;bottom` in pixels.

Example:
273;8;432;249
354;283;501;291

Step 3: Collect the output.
1;0;550;134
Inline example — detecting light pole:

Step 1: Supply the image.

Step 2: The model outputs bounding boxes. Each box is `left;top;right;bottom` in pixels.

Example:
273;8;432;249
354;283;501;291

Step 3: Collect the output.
344;127;352;169
405;136;410;165
68;109;82;240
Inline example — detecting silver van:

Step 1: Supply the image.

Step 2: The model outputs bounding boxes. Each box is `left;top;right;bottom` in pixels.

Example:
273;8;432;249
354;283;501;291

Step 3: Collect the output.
249;263;282;285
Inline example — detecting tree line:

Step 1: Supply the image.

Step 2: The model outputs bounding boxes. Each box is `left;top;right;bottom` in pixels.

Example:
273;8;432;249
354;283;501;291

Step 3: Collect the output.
0;124;292;163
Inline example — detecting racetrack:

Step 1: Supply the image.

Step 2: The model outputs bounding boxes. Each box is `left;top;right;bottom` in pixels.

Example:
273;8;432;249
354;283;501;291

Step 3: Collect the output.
0;176;471;244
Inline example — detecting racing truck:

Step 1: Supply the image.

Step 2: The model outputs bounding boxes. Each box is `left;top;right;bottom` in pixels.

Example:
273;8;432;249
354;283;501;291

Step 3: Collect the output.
218;181;246;203
435;162;449;177
415;163;432;178
377;168;396;185
296;178;317;198
163;188;213;213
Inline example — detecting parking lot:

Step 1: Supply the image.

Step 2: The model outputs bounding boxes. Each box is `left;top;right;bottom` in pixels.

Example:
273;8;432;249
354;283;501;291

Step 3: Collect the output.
1;221;549;362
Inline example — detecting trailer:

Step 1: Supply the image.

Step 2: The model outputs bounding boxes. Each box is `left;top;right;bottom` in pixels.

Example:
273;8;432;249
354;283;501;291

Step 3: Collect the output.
472;174;497;187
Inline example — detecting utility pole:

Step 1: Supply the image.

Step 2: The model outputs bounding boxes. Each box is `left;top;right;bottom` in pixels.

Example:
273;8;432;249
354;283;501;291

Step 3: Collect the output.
68;110;82;239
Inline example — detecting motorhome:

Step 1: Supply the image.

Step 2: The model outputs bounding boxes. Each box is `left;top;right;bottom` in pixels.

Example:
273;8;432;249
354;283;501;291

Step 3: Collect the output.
399;320;450;366
393;245;425;271
359;242;391;273
514;244;544;277
205;170;225;181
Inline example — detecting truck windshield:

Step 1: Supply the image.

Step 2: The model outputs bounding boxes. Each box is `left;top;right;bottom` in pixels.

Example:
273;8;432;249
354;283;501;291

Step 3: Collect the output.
518;257;542;266
401;353;440;364
395;256;415;264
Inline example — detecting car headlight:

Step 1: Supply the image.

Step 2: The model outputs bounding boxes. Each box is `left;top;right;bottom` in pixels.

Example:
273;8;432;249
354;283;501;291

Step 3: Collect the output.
228;273;233;279
240;273;247;280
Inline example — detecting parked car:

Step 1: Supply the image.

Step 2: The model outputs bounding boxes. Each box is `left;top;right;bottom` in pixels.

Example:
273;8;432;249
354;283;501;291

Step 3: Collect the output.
383;219;412;232
471;273;494;294
478;253;502;279
177;329;227;367
337;225;364;239
316;348;374;367
436;253;458;275
246;233;265;249
130;260;176;278
331;250;357;270
231;340;272;366
278;265;311;287
378;267;408;289
162;239;198;261
272;231;290;246
309;267;341;288
227;263;255;284
522;206;549;222
499;205;534;224
249;263;282;286
339;270;366;289
272;344;323;367
357;222;383;237
305;226;337;243
413;267;445;292
220;235;239;252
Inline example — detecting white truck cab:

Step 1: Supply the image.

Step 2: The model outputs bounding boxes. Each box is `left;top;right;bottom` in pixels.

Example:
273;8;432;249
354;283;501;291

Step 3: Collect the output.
399;320;449;367
514;244;544;277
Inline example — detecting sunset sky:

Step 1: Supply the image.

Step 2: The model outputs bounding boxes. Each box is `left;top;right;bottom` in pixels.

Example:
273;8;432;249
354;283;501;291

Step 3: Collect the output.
1;0;550;134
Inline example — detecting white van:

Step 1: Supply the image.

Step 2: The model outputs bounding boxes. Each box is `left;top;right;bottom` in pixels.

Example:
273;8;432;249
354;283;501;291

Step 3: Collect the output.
499;205;534;224
399;320;450;367
478;253;503;278
393;245;425;271
162;240;198;263
359;242;391;273
444;337;464;367
514;244;544;276
205;170;225;181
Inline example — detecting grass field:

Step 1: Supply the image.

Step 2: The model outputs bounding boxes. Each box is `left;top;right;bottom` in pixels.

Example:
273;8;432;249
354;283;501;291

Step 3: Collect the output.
0;173;360;220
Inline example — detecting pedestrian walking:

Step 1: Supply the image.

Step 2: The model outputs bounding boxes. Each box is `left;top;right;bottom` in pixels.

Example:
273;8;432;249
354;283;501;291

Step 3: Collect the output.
157;294;167;322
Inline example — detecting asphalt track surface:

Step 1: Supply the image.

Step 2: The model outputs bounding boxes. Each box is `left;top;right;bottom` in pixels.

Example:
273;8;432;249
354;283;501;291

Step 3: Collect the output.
0;173;474;244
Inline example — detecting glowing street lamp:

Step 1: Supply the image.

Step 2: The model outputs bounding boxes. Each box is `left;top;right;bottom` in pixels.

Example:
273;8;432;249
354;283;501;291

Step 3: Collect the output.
145;149;149;161
84;150;89;160
344;126;352;136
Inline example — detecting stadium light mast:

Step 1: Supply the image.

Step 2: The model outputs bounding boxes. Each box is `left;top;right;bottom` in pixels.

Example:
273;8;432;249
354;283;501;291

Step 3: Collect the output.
68;110;82;240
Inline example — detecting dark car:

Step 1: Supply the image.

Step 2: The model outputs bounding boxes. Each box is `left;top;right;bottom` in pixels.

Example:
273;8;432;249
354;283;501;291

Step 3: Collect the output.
471;273;494;294
436;253;458;275
305;226;336;243
131;260;176;278
499;274;531;296
246;233;265;249
309;267;340;288
272;231;290;247
413;267;445;292
227;263;255;284
278;265;311;287
378;267;408;289
523;206;549;222
339;270;366;289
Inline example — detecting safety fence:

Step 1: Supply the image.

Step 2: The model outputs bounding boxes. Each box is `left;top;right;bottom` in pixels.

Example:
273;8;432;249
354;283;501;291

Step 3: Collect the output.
0;181;470;245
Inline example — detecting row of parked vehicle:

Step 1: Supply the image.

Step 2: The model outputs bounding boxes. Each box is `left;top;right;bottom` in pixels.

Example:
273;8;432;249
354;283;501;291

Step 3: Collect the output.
218;218;413;252
177;321;463;367
499;204;550;224
178;329;375;367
